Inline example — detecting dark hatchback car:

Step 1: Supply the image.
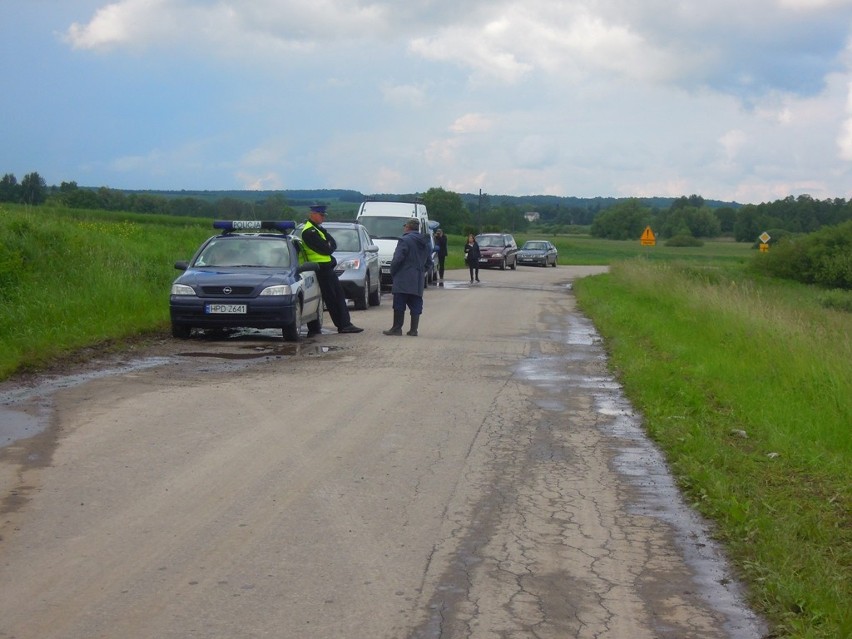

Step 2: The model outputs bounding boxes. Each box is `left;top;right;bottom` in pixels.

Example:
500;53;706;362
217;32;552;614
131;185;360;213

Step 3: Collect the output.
517;240;558;267
475;233;518;270
169;220;323;341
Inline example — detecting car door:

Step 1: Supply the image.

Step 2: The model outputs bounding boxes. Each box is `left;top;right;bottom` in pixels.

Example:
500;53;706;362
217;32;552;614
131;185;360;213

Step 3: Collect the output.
361;227;380;291
505;235;518;265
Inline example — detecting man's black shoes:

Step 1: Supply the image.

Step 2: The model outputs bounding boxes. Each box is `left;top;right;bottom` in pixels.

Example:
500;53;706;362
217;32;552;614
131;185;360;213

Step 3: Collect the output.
338;324;364;334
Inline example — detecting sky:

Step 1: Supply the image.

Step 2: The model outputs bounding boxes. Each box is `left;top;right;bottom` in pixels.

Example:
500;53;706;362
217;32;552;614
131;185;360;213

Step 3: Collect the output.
4;1;852;203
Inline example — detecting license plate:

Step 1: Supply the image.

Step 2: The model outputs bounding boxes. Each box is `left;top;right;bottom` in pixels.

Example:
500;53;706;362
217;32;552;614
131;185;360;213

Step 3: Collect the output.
381;267;390;273
206;304;247;314
479;258;488;263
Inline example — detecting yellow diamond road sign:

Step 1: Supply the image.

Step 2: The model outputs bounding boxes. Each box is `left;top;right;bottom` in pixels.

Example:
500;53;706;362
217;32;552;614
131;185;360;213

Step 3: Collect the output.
759;231;771;243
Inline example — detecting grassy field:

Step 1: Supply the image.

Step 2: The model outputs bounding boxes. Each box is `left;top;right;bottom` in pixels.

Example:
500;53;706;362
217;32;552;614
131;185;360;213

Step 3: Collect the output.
1;204;849;637
575;261;850;639
0;204;212;377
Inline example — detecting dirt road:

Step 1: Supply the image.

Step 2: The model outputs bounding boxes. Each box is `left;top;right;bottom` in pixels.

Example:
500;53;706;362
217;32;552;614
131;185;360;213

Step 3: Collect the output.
0;266;765;638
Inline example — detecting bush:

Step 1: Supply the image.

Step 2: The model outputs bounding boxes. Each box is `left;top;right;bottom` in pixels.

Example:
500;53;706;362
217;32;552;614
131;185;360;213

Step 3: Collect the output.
751;220;852;289
817;289;852;312
751;228;793;249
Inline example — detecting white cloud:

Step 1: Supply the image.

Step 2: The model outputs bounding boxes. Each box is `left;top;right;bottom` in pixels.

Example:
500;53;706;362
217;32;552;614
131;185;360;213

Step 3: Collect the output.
6;0;849;200
382;83;427;108
719;129;748;161
449;114;493;134
64;0;389;54
779;0;852;9
236;172;284;190
513;135;559;169
837;82;852;159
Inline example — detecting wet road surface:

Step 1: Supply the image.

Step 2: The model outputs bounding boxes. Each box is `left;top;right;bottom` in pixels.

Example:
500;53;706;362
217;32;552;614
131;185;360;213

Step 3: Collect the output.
0;266;766;638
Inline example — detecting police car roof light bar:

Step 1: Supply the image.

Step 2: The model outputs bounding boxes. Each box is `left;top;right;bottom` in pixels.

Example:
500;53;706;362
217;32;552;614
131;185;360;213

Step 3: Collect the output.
213;220;296;234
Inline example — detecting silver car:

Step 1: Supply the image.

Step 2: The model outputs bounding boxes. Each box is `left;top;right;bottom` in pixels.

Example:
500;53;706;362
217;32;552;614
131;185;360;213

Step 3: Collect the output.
517;240;558;267
318;222;382;310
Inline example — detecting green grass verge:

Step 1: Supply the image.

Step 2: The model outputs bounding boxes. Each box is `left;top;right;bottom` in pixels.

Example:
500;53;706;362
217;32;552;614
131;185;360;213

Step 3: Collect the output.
0;204;212;377
574;260;851;639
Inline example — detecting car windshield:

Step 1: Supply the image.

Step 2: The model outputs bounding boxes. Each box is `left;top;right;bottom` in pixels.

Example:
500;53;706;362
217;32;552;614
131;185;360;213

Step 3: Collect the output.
194;238;291;268
331;229;361;253
476;235;505;247
359;216;408;239
522;242;547;250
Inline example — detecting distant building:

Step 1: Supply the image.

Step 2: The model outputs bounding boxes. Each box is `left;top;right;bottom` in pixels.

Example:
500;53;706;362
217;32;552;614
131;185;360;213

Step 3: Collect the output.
524;211;540;222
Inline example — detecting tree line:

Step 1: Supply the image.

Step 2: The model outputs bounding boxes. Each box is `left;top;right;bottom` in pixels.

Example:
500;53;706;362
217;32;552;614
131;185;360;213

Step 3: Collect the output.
588;194;852;243
3;172;850;245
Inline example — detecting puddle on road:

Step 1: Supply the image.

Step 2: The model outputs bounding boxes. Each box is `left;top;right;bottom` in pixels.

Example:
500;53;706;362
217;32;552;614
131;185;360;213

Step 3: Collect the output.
514;312;767;639
178;343;340;359
0;340;342;449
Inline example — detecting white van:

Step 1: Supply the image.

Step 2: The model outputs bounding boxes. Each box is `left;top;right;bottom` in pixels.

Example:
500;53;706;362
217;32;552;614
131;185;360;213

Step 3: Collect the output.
355;199;438;290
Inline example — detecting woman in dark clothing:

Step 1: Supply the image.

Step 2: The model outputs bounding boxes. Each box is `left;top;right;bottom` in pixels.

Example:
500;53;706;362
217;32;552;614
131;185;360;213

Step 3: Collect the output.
434;229;448;285
463;233;481;283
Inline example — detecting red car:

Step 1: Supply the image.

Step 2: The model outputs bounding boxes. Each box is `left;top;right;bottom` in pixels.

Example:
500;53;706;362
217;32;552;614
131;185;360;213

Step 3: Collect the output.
475;233;518;270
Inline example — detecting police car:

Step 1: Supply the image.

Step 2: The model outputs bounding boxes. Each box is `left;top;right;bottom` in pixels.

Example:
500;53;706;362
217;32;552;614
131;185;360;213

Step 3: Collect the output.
169;220;323;341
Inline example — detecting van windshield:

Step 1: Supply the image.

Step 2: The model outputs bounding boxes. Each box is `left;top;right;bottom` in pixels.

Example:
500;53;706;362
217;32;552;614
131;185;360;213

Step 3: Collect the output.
358;216;409;240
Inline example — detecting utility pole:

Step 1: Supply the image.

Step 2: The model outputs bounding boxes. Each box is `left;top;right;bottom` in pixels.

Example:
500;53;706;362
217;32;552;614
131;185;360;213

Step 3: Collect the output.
477;189;482;232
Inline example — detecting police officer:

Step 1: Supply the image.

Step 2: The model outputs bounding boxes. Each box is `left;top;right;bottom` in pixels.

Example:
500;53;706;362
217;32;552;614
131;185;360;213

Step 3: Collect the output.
300;204;363;335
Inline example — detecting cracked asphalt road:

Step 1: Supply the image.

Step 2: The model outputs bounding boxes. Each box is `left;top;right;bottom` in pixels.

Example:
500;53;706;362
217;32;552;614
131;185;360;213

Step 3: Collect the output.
0;266;765;638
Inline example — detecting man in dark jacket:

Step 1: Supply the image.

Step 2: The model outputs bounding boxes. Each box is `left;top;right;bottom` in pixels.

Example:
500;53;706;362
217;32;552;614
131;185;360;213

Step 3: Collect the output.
383;218;432;336
300;204;363;335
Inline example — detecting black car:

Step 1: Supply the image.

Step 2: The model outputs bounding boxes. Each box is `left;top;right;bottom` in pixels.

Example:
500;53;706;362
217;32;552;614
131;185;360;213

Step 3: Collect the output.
517;240;558;267
169;220;323;341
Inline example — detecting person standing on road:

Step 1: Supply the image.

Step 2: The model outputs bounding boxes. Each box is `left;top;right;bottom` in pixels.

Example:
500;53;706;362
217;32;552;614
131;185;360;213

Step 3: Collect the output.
383;218;431;337
433;228;448;286
300;204;363;335
464;233;481;283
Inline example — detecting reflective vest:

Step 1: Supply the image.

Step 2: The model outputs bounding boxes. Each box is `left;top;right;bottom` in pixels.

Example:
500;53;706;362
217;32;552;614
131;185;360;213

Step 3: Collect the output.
301;220;333;264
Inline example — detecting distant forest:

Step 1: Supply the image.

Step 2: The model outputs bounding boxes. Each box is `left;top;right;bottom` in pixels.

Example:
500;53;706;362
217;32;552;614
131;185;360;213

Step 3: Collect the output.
2;171;851;242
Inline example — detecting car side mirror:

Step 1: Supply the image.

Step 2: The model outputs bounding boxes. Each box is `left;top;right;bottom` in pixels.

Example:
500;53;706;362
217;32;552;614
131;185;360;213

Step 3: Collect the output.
174;260;189;271
366;244;379;253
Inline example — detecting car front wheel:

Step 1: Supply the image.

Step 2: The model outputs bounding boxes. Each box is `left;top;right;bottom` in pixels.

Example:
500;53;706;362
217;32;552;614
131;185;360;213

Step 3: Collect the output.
368;275;381;306
354;278;369;310
283;302;303;342
171;323;191;339
306;299;323;334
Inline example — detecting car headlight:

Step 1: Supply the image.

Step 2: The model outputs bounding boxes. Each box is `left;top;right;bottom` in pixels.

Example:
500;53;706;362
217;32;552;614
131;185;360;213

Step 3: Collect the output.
171;283;195;296
260;284;294;296
336;258;361;270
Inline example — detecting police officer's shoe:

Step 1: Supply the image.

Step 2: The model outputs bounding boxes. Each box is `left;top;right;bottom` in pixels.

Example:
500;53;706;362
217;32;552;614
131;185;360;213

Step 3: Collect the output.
338;324;364;334
306;329;322;337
